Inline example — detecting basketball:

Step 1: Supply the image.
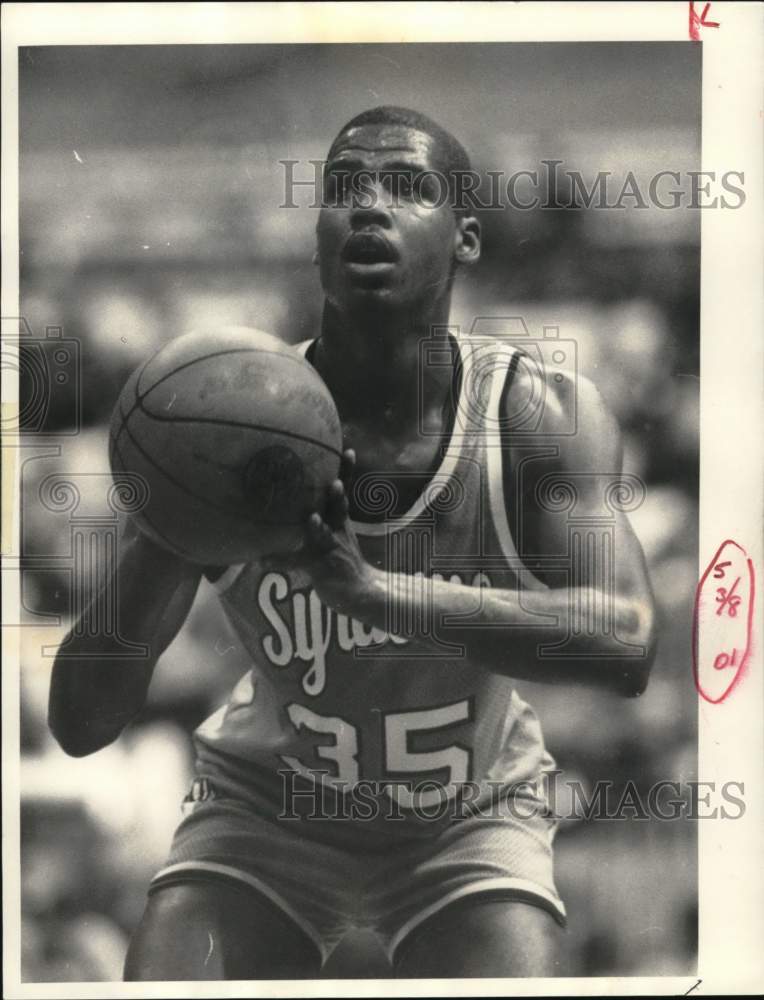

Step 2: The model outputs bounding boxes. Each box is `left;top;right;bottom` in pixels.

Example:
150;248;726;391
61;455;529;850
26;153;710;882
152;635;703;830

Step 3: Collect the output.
109;327;342;565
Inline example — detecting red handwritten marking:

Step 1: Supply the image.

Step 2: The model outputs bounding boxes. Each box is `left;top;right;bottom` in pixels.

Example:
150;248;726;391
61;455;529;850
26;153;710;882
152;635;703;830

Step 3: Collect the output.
715;576;741;616
689;2;720;41
693;540;754;703
713;648;739;671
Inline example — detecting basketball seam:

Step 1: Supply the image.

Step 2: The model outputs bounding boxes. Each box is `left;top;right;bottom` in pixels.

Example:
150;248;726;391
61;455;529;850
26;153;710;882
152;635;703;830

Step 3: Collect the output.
108;345;338;550
117;347;316;434
115;410;308;525
110;433;201;560
118;347;340;461
109;355;153;443
136;346;316;408
133;410;343;460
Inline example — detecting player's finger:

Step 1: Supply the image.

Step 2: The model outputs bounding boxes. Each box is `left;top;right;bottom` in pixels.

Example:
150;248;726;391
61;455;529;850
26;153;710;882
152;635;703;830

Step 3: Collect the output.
339;448;356;489
307;511;335;551
325;479;348;531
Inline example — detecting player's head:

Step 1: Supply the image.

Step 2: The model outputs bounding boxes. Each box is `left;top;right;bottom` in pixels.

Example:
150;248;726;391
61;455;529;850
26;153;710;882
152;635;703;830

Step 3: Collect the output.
326;106;474;203
315;106;481;315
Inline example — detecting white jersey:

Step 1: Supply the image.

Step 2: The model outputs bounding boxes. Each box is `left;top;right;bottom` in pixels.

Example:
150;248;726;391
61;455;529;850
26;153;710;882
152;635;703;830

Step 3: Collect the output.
193;334;556;844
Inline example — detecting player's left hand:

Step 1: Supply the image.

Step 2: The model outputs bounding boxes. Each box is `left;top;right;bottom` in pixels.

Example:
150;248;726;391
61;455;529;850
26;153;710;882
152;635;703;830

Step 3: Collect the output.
262;449;377;613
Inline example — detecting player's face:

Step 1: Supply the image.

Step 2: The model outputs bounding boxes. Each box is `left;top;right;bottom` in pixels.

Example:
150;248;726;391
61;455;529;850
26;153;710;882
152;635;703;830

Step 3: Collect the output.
316;125;479;313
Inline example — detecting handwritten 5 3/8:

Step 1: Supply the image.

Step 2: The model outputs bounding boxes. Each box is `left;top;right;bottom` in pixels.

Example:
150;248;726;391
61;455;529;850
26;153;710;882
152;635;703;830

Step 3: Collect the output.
693;540;754;703
712;561;742;669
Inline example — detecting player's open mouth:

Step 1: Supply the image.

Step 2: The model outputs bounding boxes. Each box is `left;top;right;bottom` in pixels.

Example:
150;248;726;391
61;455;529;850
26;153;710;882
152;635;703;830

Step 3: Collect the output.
342;232;398;265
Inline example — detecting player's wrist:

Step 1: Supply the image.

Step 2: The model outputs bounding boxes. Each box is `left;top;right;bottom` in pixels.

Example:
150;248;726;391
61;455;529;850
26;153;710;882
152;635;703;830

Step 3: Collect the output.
339;563;389;619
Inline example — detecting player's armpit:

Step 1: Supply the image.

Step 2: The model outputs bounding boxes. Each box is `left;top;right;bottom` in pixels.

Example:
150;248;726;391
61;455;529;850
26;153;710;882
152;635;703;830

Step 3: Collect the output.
202;565;229;584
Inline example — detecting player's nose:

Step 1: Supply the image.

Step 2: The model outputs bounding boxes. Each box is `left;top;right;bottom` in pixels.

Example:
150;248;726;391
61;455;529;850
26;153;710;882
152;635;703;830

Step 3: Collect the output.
350;177;393;229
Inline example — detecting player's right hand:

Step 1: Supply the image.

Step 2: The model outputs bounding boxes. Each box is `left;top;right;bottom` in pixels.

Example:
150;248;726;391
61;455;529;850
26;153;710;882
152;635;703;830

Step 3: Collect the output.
260;449;378;612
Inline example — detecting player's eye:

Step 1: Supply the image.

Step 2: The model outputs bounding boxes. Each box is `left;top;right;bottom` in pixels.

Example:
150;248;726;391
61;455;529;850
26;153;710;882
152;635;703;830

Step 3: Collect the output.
324;170;353;206
384;170;414;201
415;172;445;208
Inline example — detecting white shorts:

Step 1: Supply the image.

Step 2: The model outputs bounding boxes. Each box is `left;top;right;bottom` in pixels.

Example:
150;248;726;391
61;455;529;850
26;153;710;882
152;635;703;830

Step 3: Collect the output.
150;778;567;965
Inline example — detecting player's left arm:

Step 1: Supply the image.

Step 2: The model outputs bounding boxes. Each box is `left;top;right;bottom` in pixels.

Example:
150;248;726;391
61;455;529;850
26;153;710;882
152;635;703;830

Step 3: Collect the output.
292;375;656;697
498;368;657;694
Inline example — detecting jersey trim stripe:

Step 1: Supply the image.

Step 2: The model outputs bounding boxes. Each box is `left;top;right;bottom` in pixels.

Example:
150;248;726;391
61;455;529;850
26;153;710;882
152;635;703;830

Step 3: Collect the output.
485;343;549;592
297;334;478;537
208;563;246;596
350;333;473;537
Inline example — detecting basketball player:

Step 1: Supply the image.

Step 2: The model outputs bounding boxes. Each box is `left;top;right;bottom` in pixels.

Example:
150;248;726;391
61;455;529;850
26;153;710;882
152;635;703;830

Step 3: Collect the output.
49;107;656;980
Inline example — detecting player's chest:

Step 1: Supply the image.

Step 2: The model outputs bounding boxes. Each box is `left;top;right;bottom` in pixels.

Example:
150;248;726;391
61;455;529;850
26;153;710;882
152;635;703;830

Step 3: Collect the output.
341;419;448;519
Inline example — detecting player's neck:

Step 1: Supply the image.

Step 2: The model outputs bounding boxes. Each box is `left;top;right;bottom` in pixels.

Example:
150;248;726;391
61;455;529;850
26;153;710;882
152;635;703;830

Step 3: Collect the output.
316;297;454;424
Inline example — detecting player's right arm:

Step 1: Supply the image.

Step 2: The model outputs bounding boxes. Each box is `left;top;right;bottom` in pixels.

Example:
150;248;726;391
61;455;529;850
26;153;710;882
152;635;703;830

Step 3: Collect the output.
48;519;202;757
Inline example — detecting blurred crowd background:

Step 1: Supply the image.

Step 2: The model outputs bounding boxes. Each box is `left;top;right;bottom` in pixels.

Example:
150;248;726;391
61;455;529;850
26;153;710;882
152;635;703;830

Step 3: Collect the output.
16;43;699;980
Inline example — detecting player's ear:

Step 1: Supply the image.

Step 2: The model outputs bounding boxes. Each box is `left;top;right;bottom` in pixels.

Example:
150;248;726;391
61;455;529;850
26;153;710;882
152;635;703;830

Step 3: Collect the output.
312;248;320;265
454;214;481;265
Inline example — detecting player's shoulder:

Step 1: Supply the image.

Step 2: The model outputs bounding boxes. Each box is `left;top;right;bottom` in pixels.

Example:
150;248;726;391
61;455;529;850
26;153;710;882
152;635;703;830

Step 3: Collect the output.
505;355;610;425
502;352;619;458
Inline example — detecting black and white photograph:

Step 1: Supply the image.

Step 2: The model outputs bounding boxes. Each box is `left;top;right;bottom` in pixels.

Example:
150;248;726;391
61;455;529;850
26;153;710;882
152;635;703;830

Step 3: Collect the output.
2;3;762;995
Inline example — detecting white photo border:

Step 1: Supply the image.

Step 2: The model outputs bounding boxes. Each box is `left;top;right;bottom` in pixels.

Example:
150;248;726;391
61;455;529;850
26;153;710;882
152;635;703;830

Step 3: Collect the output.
2;2;762;997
